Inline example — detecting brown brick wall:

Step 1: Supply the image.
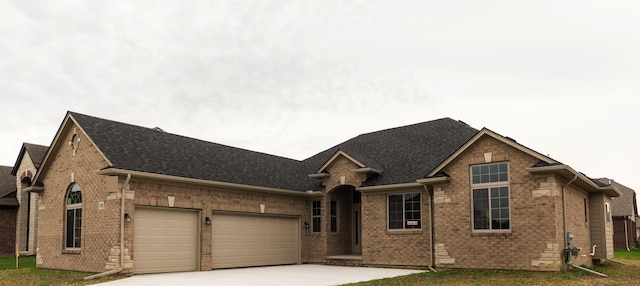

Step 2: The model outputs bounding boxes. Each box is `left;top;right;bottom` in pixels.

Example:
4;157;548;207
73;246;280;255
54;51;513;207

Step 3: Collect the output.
37;124;120;272
563;183;591;266
433;135;565;271
361;187;432;267
0;208;17;256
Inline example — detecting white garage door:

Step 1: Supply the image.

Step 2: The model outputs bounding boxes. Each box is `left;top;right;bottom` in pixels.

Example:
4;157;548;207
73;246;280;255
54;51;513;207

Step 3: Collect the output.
133;208;198;274
212;213;299;269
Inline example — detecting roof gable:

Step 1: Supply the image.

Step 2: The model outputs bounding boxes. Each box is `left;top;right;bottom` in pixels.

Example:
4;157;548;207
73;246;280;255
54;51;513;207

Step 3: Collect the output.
427;128;557;177
315;150;367;173
11;143;49;176
304;118;479;187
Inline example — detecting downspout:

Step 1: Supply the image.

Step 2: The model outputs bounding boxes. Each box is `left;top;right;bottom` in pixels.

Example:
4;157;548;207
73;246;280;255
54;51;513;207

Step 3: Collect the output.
562;174;578;264
85;174;131;280
624;218;629;251
424;185;437;272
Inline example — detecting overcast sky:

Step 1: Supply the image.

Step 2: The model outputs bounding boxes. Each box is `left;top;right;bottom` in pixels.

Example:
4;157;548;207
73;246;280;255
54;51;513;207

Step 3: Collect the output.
1;1;638;203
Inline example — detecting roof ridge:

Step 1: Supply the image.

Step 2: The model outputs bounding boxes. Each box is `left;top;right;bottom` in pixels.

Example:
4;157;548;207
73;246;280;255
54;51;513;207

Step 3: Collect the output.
69;111;302;163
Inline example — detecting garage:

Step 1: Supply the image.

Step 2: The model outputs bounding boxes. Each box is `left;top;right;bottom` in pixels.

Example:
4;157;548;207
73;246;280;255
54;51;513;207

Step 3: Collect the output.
212;213;300;269
133;208;199;274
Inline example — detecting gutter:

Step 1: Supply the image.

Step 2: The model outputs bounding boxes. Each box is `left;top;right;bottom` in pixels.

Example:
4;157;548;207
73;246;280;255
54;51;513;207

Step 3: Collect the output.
85;173;131;280
97;168;315;197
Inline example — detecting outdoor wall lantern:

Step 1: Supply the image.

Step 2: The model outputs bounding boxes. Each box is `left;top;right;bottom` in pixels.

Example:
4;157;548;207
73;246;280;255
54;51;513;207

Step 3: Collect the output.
304;221;309;230
124;213;131;223
205;216;211;225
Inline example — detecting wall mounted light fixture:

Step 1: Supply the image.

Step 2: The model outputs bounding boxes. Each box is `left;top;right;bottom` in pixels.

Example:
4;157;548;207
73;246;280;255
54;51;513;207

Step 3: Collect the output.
124;213;131;223
304;221;309;230
205;216;211;225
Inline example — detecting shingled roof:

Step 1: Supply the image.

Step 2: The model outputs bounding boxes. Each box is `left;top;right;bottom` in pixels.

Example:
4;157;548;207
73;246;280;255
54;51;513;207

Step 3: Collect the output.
598;178;638;217
303;118;479;187
11;143;48;176
70;112;315;191
0;166;18;207
67;112;482;192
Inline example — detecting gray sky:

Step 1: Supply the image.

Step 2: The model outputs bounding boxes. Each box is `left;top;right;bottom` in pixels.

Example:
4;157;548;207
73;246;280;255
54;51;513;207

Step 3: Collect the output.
1;1;639;204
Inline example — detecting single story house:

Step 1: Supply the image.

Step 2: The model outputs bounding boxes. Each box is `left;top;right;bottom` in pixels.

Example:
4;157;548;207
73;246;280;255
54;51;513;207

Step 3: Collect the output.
598;178;638;250
25;111;619;274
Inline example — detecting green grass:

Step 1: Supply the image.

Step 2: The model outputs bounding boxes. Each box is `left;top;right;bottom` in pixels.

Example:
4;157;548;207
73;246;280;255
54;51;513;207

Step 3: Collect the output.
0;256;128;286
0;255;36;270
614;247;640;259
345;258;640;286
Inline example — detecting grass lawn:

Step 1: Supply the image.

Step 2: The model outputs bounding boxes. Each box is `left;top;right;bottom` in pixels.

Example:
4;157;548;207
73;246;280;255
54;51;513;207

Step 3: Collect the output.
2;249;639;286
0;256;129;286
346;248;640;286
614;247;640;259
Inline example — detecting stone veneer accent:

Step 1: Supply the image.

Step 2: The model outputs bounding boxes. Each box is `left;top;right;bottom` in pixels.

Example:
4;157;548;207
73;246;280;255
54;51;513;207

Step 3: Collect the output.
435;243;455;265
531;243;561;270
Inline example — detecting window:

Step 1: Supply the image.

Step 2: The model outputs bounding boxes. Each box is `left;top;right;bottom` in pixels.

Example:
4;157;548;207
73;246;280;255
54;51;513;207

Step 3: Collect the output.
584;199;588;223
471;163;510;231
388;193;421;229
312;200;321;232
65;184;82;249
605;202;611;222
330;201;337;232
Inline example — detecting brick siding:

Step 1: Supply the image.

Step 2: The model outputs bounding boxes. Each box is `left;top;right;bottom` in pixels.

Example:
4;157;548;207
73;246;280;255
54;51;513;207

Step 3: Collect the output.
0;208;17;256
433;135;576;271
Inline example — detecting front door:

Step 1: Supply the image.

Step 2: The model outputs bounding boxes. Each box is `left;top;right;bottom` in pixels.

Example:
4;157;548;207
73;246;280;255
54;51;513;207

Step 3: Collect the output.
352;206;362;254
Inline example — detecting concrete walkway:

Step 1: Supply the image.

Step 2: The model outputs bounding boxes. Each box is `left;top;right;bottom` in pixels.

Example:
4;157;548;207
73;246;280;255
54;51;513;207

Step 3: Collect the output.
95;264;425;286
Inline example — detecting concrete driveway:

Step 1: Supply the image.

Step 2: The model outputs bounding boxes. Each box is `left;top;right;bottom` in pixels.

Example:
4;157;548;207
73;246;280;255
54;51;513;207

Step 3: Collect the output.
95;264;425;286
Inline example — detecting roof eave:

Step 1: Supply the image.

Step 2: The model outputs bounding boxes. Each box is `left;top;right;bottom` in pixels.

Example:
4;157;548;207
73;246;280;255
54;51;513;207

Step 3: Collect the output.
527;165;621;197
97;168;318;197
357;182;423;193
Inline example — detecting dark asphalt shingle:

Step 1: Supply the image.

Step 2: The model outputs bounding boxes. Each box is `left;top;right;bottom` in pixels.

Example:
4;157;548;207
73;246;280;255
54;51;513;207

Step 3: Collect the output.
70;112;479;191
303;118;479;187
0;166;18;207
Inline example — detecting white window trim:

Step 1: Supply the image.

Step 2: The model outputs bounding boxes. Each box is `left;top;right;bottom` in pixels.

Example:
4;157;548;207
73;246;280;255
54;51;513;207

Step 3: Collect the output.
470;162;511;233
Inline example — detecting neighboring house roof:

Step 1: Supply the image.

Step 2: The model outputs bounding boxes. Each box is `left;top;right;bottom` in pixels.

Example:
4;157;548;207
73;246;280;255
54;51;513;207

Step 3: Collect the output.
0;166;18;207
598;178;638;217
11;143;48;176
304;118;479;187
67;112;315;191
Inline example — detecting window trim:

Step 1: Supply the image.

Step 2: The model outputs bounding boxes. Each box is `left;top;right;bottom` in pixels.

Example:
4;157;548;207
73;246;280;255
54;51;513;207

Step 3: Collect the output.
64;183;82;250
387;192;422;231
470;162;511;233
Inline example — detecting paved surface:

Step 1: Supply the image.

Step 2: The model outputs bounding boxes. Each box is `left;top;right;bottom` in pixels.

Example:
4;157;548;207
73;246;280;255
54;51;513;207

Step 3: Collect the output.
95;264;425;286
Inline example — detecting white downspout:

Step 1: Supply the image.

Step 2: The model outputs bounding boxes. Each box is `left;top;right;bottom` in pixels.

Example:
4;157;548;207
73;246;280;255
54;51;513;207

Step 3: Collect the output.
85;174;131;280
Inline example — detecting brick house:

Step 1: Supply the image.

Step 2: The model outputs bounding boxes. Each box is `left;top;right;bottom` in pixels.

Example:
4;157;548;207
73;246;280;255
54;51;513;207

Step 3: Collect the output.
11;143;48;256
0;166;19;256
597;178;638;250
26;112;619;274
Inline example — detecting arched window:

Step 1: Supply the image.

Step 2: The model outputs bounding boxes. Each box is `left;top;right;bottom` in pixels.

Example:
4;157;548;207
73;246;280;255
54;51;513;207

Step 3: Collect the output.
65;184;82;249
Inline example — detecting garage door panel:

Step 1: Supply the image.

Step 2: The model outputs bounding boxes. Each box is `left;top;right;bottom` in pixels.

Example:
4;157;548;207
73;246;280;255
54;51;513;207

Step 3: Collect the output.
134;208;198;274
212;213;299;269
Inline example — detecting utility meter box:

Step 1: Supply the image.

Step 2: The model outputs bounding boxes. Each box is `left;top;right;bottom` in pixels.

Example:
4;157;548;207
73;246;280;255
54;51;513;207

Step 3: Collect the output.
566;232;574;245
